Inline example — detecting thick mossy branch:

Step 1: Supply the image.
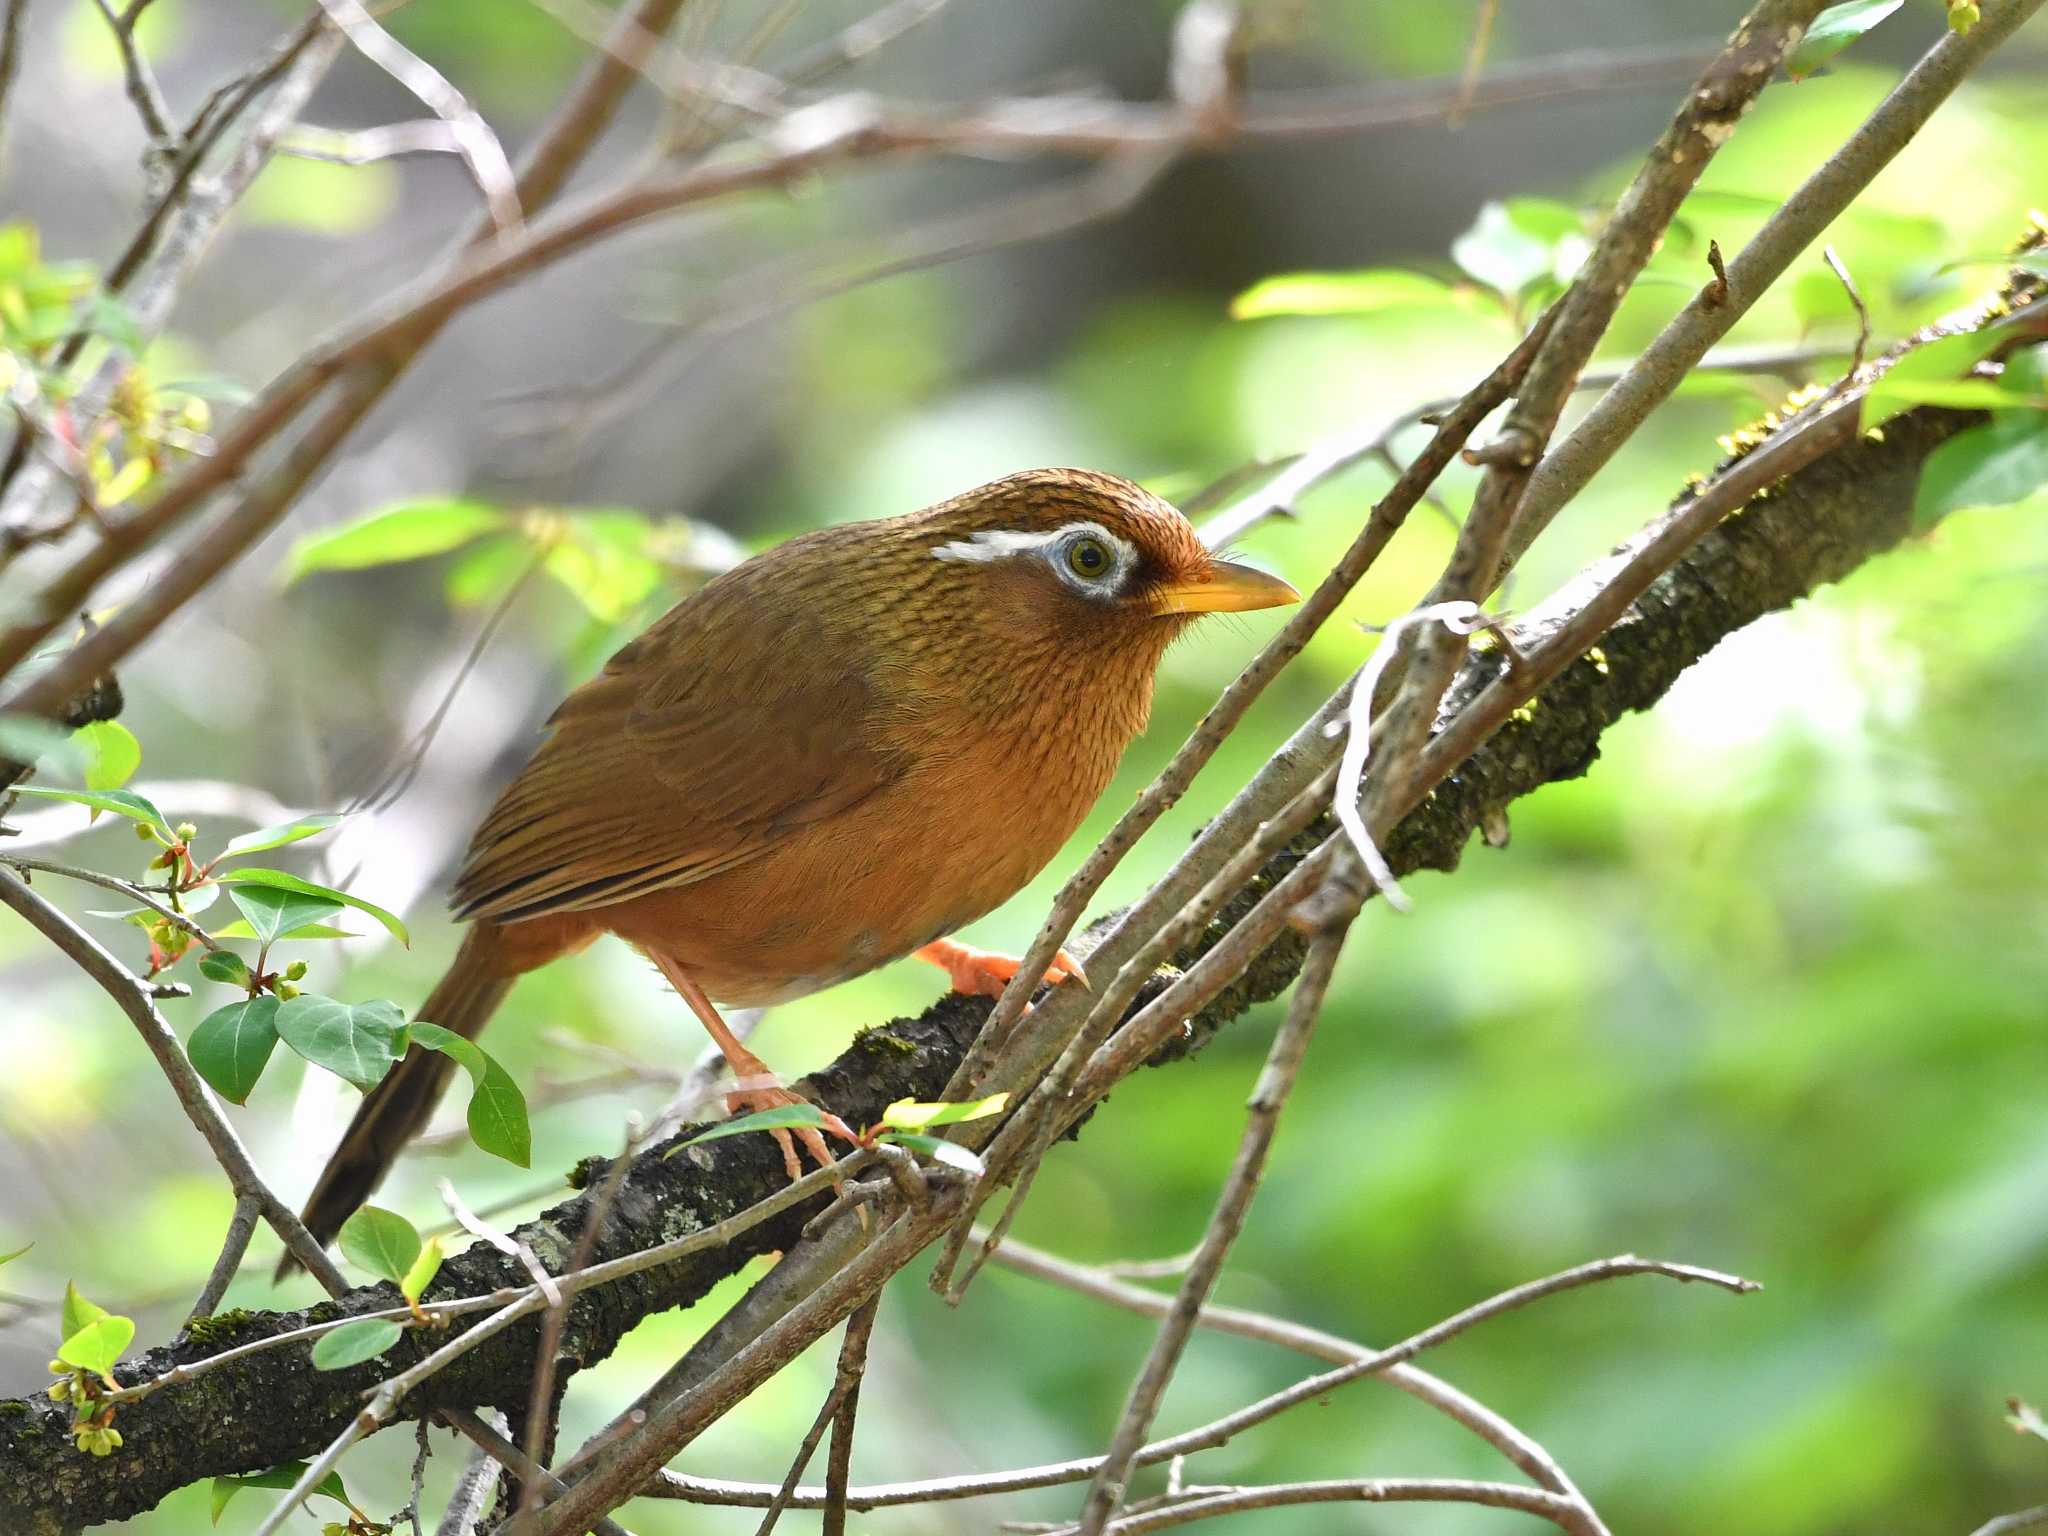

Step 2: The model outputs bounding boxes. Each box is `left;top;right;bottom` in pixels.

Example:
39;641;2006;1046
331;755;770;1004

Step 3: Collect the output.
0;403;1975;1532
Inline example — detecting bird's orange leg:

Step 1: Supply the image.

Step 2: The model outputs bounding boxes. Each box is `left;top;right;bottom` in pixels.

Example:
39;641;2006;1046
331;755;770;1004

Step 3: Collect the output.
914;938;1090;999
649;950;858;1180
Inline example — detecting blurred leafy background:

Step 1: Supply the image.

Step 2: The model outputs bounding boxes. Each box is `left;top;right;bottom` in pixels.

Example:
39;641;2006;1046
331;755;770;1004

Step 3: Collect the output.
3;0;2047;1531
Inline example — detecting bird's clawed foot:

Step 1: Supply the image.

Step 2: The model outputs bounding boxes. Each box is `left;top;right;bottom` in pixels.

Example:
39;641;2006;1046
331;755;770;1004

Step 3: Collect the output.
725;1074;861;1182
914;938;1090;999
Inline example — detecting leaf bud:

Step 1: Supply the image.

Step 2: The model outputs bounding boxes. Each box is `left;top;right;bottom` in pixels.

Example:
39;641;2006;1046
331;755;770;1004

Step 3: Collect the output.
284;960;308;981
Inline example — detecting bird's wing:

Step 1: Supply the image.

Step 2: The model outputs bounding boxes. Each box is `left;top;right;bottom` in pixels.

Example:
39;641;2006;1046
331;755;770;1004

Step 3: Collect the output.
450;579;904;923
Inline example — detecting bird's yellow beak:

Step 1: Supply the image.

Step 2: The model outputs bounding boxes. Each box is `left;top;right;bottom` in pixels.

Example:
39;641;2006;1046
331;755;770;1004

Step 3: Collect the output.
1148;559;1301;616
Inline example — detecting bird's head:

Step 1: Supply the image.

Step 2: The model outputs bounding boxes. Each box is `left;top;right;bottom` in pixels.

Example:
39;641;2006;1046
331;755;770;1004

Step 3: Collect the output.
913;468;1298;657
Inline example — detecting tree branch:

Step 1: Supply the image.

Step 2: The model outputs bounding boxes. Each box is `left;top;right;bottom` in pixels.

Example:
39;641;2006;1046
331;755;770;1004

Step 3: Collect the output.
0;387;1987;1532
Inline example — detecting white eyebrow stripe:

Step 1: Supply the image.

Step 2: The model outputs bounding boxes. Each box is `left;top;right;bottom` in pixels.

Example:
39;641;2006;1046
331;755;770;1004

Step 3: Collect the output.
930;527;1063;564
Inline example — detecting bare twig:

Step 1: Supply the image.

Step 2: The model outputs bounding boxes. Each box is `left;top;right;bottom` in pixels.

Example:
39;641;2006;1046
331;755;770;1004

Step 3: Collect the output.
185;1193;260;1323
0;0;27;167
1973;1506;2048;1536
91;0;178;148
1822;243;1872;380
313;0;522;235
1056;1477;1586;1535
1451;0;1501;125
0;867;348;1292
646;1251;1742;1524
280;119;464;165
1076;913;1356;1533
0;38;1722;709
750;1297;879;1536
1506;0;2048;567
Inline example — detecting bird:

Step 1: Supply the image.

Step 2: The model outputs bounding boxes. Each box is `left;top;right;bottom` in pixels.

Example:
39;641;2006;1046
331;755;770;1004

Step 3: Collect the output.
286;467;1298;1263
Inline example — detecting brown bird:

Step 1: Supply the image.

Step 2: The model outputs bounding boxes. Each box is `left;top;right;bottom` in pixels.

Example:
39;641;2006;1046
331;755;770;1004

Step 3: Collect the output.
288;467;1297;1258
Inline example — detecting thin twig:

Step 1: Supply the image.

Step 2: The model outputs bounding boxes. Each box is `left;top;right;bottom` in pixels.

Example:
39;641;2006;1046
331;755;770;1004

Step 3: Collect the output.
184;1193;260;1323
1076;910;1356;1533
0;867;347;1292
751;1297;879;1536
1973;1505;2048;1536
0;0;30;170
313;0;523;235
1506;0;2048;568
91;0;179;147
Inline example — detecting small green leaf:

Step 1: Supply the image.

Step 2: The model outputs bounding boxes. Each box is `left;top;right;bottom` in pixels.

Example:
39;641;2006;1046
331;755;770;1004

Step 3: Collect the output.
212;918;357;941
81;292;142;357
224;883;343;946
275;994;406;1091
672;1102;826;1154
408;1021;531;1166
880;1092;1010;1130
217;869;408;945
74;721;140;791
58;1313;134;1379
188;996;280;1104
8;785;172;838
1451;201;1569;299
1229;268;1468;321
1860;329;2006;431
878;1132;986;1175
283;499;508;585
209;1463;352;1525
1786;0;1904;80
0;1241;31;1266
61;1281;107;1341
338;1205;421;1285
1914;415;2048;528
309;1317;404;1371
542;511;664;621
400;1237;443;1305
218;813;343;861
197;949;251;984
2001;342;2048;403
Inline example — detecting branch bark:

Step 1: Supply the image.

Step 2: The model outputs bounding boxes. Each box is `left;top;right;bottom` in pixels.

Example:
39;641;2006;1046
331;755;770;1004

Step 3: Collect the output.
0;392;1982;1533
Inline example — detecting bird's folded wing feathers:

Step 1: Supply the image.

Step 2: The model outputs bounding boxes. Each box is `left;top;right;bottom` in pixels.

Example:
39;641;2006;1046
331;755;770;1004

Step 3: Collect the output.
450;587;902;922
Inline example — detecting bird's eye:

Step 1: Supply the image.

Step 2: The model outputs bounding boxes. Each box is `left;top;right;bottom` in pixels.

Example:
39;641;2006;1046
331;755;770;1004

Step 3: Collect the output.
1066;536;1112;580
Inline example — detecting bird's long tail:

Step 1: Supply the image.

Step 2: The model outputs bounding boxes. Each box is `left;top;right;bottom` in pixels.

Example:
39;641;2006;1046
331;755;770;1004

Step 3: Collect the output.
280;922;522;1278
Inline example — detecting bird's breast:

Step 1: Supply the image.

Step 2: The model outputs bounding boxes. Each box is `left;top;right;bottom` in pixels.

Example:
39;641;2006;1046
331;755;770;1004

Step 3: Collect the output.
597;697;1135;1005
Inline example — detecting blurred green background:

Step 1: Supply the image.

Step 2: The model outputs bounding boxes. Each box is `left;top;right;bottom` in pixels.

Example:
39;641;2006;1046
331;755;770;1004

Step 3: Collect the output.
4;0;2048;1531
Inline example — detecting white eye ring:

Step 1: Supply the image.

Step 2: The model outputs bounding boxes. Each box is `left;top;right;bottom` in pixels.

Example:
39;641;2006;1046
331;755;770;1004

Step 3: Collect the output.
931;521;1136;600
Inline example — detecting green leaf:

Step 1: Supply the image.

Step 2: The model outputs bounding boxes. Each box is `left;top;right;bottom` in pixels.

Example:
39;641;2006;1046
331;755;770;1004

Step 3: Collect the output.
444;533;536;607
216;868;408;945
61;1281;107;1341
8;785;172;838
1914;415;2048;528
400;1237;443;1305
0;1241;31;1266
212;918;358;941
879;1092;1010;1130
337;1205;421;1284
1786;0;1905;80
82;292;142;357
224;883;343;946
542;511;664;621
878;1132;986;1175
0;713;79;770
275;995;407;1091
209;1464;352;1526
1451;201;1569;298
58;1313;134;1378
73;721;140;791
2001;342;2048;403
188;996;280;1104
218;813;343;861
673;1102;826;1153
1860;378;2020;415
197;949;251;985
283;499;508;585
1860;329;2006;431
309;1317;405;1371
408;1021;530;1166
1228;268;1470;321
